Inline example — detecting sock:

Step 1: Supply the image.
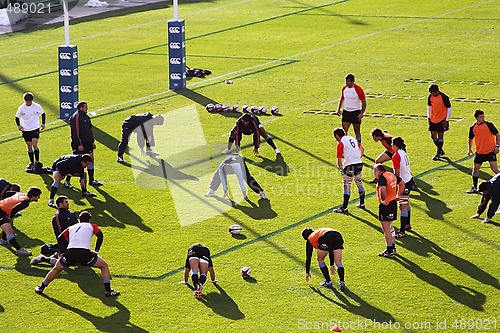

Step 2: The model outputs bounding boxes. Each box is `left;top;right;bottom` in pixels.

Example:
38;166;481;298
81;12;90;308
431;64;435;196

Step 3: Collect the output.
103;280;111;292
28;150;34;163
227;137;235;150
7;234;21;250
433;138;439;148
358;188;365;205
39;280;49;289
472;174;479;188
356;137;362;143
407;207;411;224
400;212;409;231
199;274;207;285
319;262;330;282
34;148;40;162
437;139;444;153
191;272;199;285
1;231;5;241
265;136;277;150
50;184;59;199
88;167;95;183
337;264;345;282
49;257;57;265
342;190;350;209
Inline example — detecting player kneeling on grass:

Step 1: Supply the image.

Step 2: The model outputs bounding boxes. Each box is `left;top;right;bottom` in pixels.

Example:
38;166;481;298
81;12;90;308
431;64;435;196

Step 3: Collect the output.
302;227;346;291
48;154;95;208
470;173;500;224
35;211;120;297
183;243;214;299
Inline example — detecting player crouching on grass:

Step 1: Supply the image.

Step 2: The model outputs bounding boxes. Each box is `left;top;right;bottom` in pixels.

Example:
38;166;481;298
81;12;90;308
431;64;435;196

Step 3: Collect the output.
48;154;96;208
183;243;213;299
302;227;346;291
35;211;120;297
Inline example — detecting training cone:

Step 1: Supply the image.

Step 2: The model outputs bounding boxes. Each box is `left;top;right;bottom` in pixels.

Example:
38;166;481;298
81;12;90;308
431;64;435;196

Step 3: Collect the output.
330;326;342;332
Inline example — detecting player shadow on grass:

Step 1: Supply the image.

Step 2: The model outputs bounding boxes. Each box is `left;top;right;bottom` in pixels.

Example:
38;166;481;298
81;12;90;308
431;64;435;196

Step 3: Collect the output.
441;156;493;180
6;222;45;252
232;198;278;220
184;283;245;320
396;231;500;291
309;286;396;323
393;255;486;311
40;294;147;333
409;178;451;220
247;154;289;176
86;186;153;232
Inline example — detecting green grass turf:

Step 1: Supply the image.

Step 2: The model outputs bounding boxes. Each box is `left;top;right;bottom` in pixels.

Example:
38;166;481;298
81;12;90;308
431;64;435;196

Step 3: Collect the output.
0;0;499;332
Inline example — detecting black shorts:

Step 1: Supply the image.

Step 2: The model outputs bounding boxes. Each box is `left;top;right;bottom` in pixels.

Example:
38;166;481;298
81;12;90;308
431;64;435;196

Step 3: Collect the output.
60;248;98;267
343;163;363;177
378;200;397;221
72;142;94;155
402;178;416;195
474;152;497;165
0;211;9;226
383;150;394;158
341;109;362;124
428;120;449;132
317;231;344;251
22;129;40;142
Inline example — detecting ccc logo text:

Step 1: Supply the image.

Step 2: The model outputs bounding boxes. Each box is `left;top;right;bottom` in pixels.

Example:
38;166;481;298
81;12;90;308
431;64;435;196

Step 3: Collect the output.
60;102;73;109
170;73;182;80
169;42;181;49
168;27;181;33
59;69;72;76
170;58;182;65
59;53;71;60
60;86;72;93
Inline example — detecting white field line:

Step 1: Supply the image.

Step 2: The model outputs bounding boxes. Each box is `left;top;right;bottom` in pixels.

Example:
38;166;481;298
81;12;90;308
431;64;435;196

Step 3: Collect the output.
0;0;251;58
0;0;492;139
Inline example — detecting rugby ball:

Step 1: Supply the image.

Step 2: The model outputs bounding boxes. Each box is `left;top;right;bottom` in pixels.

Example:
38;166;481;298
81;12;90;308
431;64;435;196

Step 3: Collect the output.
206;103;215;112
228;224;242;235
241;266;251;278
258;106;267;114
215;104;222;112
250;106;259;114
242;105;250;113
232;105;239;112
270;106;280;115
221;104;230;112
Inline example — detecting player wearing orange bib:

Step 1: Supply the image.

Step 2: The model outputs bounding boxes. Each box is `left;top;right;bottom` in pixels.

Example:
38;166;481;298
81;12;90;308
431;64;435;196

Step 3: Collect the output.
427;84;452;161
0;187;41;256
466;109;500;194
302;227;346;291
373;164;403;257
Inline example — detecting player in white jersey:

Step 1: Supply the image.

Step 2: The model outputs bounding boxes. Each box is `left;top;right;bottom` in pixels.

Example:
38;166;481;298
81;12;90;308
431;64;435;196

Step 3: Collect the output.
332;128;365;213
391;137;416;237
35;211;120;297
15;92;46;169
335;73;367;143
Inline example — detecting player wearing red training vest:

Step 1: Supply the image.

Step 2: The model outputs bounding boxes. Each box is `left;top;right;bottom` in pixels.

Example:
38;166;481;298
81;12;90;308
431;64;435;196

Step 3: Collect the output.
302;227;346;291
336;73;366;143
466;109;500;194
374;164;403;258
333;128;365;213
35;211;120;297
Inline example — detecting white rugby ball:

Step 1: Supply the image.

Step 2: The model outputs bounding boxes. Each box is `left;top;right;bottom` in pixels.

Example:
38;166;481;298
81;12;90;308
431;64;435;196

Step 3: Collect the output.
215;104;222;112
232;105;239;112
250;106;259;114
228;224;242;235
206;103;215;112
242;105;250;113
221;104;230;112
258;106;267;114
270;106;279;115
241;266;251;278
